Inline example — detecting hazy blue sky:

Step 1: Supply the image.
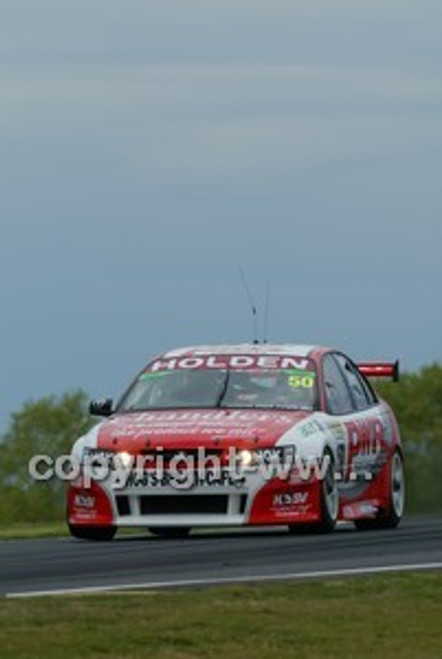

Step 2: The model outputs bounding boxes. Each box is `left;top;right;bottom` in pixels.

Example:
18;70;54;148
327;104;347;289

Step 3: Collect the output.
1;1;441;427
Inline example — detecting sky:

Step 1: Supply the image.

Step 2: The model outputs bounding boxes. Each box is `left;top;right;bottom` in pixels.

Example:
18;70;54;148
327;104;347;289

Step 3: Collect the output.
1;1;441;429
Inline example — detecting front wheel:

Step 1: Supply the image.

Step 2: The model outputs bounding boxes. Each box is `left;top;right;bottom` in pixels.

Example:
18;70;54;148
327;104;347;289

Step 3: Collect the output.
69;524;116;541
289;449;338;534
354;450;405;531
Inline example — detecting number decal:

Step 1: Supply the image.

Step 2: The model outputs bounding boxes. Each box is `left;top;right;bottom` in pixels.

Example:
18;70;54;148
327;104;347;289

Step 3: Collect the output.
287;371;315;388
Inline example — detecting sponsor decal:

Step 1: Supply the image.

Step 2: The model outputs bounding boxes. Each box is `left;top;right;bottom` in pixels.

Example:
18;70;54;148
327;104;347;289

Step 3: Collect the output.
255;446;295;465
329;421;346;442
125;469;245;489
101;409;298;441
298;419;324;438
345;418;383;455
344;417;384;480
273;491;309;508
379;410;395;445
148;355;311;373
271;490;312;518
74;494;95;508
343;502;378;519
329;421;348;477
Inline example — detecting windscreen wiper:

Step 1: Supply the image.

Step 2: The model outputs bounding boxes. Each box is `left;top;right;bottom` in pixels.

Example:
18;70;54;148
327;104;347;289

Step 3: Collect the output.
216;370;230;407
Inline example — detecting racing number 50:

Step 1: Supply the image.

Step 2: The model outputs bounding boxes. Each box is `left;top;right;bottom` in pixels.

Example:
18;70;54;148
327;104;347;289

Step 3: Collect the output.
288;375;315;388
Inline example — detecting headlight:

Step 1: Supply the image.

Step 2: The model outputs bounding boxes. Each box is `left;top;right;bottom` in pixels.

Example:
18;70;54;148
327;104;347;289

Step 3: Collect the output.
237;449;255;467
81;448;133;468
115;451;133;469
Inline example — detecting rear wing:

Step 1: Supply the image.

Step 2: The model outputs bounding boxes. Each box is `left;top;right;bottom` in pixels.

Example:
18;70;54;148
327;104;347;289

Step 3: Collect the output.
357;361;400;382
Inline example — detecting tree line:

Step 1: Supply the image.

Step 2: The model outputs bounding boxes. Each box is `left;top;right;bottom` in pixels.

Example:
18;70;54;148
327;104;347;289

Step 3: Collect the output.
0;364;441;527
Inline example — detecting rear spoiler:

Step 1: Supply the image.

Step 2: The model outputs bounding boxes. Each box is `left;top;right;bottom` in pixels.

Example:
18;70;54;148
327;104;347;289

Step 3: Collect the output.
357;361;400;382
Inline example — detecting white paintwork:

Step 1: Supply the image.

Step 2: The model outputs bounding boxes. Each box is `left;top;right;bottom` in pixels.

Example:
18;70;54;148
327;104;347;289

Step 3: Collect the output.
163;344;317;358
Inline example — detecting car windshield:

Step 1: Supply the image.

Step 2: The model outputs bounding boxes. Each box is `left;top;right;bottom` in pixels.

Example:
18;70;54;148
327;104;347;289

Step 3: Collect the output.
119;364;318;412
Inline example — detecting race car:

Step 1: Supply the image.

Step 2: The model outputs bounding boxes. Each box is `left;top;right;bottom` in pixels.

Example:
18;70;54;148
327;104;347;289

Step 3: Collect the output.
67;344;405;540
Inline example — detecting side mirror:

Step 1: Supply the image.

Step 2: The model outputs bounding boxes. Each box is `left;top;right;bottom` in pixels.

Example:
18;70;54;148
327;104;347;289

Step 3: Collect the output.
89;398;114;417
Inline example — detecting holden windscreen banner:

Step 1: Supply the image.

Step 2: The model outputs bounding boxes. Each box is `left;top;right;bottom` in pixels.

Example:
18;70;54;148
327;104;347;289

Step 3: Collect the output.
147;355;312;373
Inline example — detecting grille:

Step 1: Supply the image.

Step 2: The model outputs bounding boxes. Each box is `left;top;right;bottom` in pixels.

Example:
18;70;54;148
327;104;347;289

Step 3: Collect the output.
140;495;229;515
116;495;131;516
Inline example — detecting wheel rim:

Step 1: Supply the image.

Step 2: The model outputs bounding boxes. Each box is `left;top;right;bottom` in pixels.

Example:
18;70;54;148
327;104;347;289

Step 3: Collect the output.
391;452;405;518
323;458;339;520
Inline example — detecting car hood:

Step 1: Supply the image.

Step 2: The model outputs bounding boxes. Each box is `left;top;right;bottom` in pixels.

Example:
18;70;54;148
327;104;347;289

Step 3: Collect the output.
94;408;312;452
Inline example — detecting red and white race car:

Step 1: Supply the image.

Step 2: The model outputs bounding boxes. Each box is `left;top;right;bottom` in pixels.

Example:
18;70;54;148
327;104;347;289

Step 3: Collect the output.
67;344;405;540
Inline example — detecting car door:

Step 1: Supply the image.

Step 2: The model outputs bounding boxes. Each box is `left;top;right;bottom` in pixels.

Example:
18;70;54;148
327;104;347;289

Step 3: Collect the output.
322;352;385;485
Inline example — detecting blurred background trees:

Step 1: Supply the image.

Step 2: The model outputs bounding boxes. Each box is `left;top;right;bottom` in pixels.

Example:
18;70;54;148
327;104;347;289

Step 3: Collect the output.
0;391;91;525
375;364;442;514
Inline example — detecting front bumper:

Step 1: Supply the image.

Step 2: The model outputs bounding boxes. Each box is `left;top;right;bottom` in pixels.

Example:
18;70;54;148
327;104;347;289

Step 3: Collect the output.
67;468;322;528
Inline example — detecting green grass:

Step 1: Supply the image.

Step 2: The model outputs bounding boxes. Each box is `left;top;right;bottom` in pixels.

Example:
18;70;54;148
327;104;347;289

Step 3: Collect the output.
0;522;68;540
1;572;442;658
0;523;144;540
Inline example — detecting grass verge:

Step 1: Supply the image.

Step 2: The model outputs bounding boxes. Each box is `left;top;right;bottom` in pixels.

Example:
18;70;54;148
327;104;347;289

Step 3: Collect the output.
0;524;145;540
0;522;68;540
1;572;442;658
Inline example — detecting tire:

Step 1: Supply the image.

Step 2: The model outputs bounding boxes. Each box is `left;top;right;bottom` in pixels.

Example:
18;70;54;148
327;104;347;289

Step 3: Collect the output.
289;449;338;534
69;524;116;541
354;449;405;531
148;527;191;538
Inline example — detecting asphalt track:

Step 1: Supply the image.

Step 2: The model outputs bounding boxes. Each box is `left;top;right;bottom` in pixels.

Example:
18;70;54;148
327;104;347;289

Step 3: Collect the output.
2;516;442;597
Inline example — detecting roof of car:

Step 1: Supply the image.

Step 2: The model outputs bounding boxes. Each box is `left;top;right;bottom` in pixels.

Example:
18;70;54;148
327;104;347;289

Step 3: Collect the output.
162;344;318;358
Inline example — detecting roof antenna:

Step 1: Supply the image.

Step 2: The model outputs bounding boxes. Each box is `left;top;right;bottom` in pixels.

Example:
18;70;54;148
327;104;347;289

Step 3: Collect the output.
263;281;270;344
238;267;259;344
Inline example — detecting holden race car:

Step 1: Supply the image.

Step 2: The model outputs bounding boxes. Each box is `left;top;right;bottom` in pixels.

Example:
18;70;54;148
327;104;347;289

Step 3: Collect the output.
67;344;405;540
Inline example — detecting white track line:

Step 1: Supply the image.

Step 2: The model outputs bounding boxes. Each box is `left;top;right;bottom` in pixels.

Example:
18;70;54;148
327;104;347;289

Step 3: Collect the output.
6;562;442;598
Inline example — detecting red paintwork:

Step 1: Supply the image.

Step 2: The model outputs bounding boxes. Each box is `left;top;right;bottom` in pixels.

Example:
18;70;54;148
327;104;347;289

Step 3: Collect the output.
249;477;322;525
358;362;399;381
67;478;113;527
96;409;311;454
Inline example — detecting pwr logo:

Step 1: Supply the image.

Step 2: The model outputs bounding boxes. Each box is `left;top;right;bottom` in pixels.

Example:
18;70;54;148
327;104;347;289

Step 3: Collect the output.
345;418;384;479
